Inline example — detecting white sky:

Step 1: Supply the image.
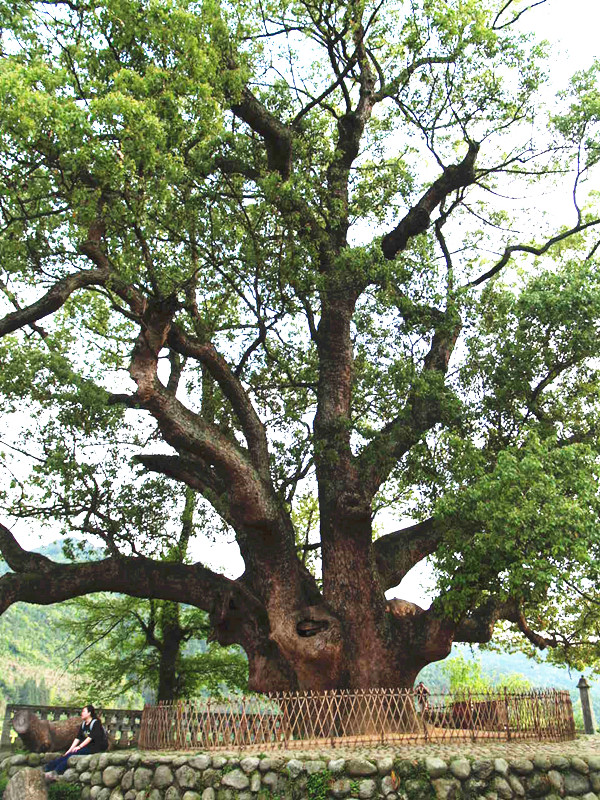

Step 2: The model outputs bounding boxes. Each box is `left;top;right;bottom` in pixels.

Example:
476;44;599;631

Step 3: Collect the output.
533;0;597;70
389;0;600;607
5;0;600;609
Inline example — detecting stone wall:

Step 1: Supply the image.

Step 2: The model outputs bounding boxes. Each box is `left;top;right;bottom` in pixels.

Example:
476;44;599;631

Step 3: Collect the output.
2;748;600;800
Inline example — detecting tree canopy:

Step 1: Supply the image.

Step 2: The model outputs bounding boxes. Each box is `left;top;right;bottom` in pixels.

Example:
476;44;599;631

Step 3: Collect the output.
1;0;600;691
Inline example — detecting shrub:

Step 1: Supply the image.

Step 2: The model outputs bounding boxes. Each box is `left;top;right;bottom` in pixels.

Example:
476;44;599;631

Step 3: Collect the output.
48;783;83;800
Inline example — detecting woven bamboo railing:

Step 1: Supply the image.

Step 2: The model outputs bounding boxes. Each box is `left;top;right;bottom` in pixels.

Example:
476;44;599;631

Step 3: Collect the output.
138;688;575;751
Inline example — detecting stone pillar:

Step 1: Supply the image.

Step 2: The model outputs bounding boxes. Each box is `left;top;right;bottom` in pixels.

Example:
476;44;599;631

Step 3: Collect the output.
577;675;597;734
0;705;15;749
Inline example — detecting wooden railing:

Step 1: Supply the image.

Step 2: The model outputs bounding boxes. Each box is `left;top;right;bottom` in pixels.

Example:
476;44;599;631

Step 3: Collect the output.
2;689;577;753
139;688;576;751
1;704;143;750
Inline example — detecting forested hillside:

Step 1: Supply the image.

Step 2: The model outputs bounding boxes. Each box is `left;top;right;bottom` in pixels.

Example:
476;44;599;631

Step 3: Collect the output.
0;604;74;707
0;543;80;711
418;646;587;691
0;542;246;712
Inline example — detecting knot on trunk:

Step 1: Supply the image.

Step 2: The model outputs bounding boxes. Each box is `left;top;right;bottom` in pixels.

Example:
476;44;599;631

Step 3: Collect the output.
386;598;425;619
270;604;344;689
296;617;329;637
337;490;371;521
292;604;338;638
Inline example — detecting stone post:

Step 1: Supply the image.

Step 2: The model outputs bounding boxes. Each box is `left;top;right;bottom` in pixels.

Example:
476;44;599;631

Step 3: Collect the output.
577;675;597;734
0;705;15;749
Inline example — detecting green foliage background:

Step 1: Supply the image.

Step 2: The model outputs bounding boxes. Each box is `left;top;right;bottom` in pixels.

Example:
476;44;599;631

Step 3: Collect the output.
0;543;248;714
418;647;599;730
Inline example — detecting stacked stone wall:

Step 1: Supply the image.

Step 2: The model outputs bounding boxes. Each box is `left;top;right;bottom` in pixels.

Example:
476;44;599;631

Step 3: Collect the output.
2;749;600;800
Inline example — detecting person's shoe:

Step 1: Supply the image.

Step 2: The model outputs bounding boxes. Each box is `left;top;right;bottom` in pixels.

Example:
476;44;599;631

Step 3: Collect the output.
44;771;59;782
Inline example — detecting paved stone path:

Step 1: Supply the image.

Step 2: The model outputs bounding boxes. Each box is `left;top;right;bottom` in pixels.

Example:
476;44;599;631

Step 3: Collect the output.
214;734;600;762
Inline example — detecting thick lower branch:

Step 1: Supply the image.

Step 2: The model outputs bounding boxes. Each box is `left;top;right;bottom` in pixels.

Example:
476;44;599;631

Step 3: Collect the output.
230;87;292;179
0;267;108;337
0;522;299;689
167;325;270;481
0;523;262;620
129;302;279;528
374;518;444;591
0;524;55;574
135;453;235;528
454;599;560;651
454;597;520;643
388;604;455;668
513;607;558;650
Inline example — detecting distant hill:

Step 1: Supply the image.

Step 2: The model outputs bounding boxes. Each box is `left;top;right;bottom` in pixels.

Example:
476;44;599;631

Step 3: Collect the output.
0;542;84;709
418;645;588;691
0;540;66;577
0;600;75;707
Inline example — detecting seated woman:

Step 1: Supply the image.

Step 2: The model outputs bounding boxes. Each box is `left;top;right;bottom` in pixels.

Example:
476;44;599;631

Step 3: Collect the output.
44;704;108;781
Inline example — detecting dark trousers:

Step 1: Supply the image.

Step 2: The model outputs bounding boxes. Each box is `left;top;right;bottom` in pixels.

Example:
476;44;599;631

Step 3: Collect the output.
44;745;92;775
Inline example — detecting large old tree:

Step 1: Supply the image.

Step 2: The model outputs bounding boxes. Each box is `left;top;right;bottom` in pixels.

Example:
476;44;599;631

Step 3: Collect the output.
1;0;600;691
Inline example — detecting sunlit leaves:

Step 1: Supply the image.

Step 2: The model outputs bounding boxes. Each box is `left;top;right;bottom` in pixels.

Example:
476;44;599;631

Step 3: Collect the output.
461;256;600;445
552;62;600;172
434;434;600;618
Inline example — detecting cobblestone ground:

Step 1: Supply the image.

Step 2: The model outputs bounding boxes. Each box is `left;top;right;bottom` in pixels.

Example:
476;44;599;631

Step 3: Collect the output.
211;734;600;762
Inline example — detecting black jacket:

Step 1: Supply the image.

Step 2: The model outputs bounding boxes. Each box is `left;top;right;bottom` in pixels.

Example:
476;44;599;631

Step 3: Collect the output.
78;718;108;753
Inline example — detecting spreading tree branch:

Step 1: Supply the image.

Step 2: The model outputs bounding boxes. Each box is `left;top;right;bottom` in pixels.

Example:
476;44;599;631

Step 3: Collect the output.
381;142;479;260
454;597;519;643
230;87;293;179
135;453;233;526
0;522;262;621
167;325;271;482
467;218;600;287
0;524;55;574
356;312;461;497
0;267;109;338
127;300;279;531
513;607;559;650
373;518;444;592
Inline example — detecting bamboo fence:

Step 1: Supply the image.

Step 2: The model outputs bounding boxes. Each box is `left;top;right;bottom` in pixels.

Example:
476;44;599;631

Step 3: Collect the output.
138;687;575;751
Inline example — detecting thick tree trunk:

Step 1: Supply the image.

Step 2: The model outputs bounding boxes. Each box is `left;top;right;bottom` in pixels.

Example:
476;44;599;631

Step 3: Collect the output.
233;579;452;696
156;602;184;702
0;522;460;697
227;513;454;694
